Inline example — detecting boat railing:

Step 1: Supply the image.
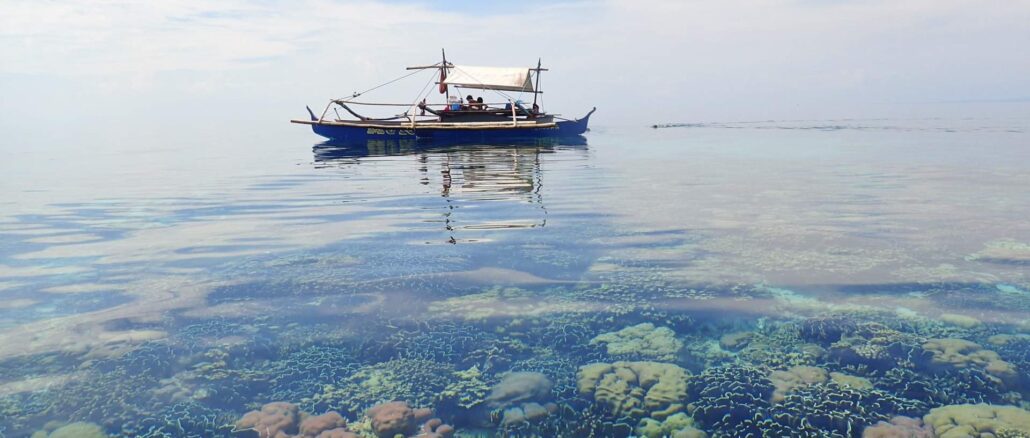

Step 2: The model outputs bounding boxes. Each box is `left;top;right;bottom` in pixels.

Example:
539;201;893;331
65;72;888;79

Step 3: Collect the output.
319;98;542;126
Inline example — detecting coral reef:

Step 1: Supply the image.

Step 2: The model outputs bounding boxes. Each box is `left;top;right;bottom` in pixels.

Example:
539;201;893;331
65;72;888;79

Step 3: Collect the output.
235;402;356;438
304;359;453;415
939;314;982;329
862;416;933;438
718;331;754;351
485;372;553;408
769;365;828;402
578;361;689;420
830;371;873;390
31;422;108;438
686;365;773;436
800;316;858;345
417;417;455;438
497;401;559;428
438;366;491;410
876;367;1005;406
921;338;1019;387
590;323;683;361
764;383;927;437
923;404;1030;438
635;412;708;438
366;401;431;438
829;323;923;373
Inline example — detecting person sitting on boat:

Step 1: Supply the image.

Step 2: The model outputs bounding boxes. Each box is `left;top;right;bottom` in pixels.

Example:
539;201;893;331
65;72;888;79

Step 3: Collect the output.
476;97;486;110
465;95;475;110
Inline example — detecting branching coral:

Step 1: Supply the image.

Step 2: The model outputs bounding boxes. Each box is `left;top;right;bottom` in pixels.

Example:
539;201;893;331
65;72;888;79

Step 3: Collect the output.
800;316;858;345
438;366;491;410
304;359;453;415
764;383;926;437
686;365;773;436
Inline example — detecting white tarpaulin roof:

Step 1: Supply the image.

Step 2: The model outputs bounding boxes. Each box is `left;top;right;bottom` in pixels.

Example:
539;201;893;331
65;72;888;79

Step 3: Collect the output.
444;65;534;92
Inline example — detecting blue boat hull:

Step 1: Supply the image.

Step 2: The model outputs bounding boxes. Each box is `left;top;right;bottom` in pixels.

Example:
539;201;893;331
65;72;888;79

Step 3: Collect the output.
298;108;594;143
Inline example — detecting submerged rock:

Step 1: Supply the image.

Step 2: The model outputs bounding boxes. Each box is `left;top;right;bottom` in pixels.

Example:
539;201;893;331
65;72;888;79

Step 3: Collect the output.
485;371;553;408
32;422;109;438
718;331;754;351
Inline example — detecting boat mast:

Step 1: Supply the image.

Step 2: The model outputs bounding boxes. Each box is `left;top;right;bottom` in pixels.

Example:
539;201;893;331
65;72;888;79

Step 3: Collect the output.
532;58;542;110
442;48;449;101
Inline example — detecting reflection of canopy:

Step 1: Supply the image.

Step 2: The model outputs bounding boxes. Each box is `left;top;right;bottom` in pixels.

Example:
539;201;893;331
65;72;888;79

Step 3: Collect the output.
443;65;534;92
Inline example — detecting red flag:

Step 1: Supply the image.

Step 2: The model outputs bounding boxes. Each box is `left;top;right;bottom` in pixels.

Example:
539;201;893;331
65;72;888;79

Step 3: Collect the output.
439;67;448;94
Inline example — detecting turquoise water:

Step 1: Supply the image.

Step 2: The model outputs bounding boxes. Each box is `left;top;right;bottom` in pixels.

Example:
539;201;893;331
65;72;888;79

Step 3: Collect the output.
2;118;1029;437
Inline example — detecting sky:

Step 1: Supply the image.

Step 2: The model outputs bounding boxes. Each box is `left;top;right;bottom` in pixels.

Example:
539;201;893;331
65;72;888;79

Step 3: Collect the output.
1;0;1029;144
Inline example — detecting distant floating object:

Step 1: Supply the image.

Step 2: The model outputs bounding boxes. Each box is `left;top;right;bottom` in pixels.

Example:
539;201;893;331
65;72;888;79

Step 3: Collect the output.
291;49;594;143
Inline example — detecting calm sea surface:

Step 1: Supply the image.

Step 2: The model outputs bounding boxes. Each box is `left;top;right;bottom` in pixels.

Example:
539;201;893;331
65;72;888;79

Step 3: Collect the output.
2;118;1029;437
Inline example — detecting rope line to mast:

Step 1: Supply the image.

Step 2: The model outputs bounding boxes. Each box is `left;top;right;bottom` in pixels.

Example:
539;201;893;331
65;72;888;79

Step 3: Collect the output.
345;64;436;99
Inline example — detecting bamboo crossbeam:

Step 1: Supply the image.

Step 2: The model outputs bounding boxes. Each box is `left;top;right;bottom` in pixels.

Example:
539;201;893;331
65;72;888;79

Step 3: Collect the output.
406;63;451;70
334;99;534;107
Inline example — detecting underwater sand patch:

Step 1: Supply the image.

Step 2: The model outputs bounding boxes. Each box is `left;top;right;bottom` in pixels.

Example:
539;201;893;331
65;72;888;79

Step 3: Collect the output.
0;372;85;396
430;267;572;286
427;286;599;320
889;263;996;284
25;233;104;244
0;227;82;236
181;292;385;319
0;276;217;358
968;239;1030;264
0;281;26;291
0;264;93;279
42;283;125;294
0;298;37;310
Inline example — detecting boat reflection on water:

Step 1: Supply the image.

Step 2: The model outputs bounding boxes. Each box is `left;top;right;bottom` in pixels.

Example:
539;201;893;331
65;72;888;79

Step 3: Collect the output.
312;136;588;243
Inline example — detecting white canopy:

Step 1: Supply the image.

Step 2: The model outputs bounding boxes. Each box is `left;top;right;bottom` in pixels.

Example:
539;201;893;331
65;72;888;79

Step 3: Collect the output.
443;65;534;92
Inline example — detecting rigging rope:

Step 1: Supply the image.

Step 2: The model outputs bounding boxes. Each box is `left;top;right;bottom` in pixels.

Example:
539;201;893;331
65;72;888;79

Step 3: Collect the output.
346;64;437;99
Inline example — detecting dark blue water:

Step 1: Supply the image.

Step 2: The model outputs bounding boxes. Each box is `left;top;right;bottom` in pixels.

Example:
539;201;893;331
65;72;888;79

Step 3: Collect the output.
2;118;1029;437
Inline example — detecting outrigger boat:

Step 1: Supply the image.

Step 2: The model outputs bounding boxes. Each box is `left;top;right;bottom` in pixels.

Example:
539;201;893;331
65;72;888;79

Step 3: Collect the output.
291;50;595;142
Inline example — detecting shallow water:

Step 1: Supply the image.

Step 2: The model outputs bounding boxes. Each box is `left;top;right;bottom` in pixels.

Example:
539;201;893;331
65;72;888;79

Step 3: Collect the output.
2;117;1029;437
